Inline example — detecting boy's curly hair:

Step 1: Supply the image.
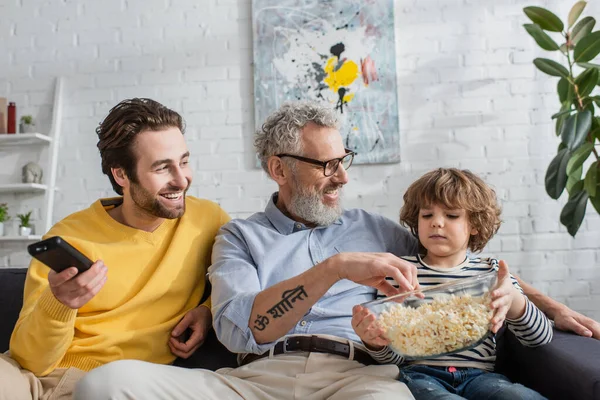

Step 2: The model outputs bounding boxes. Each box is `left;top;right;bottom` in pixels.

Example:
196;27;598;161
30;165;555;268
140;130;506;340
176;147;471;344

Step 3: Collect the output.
400;168;502;253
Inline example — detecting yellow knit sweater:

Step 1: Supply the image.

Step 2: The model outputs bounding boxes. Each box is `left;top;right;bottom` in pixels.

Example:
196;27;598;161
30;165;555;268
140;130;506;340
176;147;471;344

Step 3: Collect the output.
10;196;230;376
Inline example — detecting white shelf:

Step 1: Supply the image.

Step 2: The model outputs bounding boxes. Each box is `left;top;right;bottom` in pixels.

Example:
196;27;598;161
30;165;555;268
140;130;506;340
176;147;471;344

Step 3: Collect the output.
0;183;48;193
0;133;52;147
0;235;42;242
0;77;63;244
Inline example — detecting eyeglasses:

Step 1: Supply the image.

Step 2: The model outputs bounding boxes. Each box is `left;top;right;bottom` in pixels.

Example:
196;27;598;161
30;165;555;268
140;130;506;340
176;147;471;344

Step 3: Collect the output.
276;149;356;177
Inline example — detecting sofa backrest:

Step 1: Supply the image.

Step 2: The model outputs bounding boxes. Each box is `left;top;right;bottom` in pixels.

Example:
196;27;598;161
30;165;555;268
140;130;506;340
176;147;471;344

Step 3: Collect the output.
0;268;27;353
0;267;238;370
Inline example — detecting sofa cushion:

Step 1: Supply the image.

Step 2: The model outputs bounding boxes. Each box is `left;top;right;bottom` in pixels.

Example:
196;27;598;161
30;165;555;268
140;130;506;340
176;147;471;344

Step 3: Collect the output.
0;268;27;353
174;329;238;371
497;327;600;400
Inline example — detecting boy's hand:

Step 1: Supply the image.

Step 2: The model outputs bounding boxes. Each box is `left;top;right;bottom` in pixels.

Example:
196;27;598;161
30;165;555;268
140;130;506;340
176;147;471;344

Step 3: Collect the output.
351;305;389;350
490;260;526;333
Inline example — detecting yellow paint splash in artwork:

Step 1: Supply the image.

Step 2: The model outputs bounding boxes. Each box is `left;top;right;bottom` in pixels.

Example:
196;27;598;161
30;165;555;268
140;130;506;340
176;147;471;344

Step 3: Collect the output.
323;57;359;103
343;92;355;103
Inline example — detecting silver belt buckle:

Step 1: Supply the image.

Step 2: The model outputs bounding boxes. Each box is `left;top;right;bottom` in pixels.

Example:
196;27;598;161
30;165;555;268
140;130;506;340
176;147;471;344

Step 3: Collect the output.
282;336;290;353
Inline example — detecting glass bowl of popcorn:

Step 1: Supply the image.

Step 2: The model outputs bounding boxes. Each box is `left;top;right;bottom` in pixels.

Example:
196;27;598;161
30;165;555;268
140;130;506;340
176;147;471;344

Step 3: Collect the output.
362;270;498;360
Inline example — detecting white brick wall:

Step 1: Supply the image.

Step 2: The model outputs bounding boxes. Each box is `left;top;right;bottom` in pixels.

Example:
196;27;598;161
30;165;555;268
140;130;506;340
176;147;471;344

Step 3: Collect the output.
1;0;599;321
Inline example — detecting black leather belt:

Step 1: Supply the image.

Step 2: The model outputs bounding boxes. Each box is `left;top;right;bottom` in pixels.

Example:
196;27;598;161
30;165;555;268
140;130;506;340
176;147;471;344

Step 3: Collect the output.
240;336;375;366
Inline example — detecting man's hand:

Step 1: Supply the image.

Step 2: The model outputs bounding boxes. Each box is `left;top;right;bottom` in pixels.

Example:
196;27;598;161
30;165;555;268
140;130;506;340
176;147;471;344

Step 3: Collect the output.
169;305;212;359
514;271;600;340
335;252;419;296
48;260;108;309
490;260;525;333
352;305;389;350
554;307;600;339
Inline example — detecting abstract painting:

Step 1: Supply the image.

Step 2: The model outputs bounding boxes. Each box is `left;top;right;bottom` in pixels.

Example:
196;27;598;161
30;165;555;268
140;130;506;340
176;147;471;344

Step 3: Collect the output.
253;0;400;164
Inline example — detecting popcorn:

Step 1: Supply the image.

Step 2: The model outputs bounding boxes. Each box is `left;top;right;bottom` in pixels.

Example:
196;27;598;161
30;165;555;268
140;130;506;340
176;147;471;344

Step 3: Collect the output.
377;293;493;358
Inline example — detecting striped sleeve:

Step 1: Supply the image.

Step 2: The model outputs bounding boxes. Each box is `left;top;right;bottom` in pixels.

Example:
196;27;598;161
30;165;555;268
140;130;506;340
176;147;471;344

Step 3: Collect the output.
365;345;405;366
505;297;553;347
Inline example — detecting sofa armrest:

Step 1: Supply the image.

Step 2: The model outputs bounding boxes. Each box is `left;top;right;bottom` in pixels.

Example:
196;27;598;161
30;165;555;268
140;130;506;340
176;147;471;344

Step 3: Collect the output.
496;327;600;400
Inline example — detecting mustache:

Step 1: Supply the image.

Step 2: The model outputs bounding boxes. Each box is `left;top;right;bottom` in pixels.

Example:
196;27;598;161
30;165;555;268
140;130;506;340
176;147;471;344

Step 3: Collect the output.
323;184;343;192
161;184;189;192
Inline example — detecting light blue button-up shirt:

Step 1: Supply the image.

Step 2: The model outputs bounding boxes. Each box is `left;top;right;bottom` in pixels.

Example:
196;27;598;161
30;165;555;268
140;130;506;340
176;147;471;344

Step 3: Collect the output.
208;193;418;354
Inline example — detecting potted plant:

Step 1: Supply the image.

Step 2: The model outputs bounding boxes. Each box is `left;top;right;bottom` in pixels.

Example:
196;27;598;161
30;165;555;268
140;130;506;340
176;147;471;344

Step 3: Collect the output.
19;115;36;134
0;203;8;236
523;1;600;236
17;211;33;236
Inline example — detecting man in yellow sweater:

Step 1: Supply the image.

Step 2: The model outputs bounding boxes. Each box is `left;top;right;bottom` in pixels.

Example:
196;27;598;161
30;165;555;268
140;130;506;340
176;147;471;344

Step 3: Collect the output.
0;98;230;400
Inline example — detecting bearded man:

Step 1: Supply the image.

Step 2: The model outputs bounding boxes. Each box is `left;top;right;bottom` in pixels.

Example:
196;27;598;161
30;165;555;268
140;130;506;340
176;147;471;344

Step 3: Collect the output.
0;98;229;400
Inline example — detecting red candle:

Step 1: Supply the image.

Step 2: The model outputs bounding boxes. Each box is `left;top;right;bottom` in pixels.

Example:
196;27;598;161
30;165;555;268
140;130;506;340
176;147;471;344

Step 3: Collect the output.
7;102;16;134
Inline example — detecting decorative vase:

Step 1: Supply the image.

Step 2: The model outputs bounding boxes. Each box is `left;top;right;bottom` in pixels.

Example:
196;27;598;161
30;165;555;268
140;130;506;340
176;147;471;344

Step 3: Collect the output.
19;123;36;134
0;222;4;236
19;226;32;236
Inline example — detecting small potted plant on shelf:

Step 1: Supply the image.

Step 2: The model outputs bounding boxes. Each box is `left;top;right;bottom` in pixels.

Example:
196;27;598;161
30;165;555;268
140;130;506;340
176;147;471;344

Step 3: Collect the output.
19;115;36;134
17;211;33;236
0;203;8;236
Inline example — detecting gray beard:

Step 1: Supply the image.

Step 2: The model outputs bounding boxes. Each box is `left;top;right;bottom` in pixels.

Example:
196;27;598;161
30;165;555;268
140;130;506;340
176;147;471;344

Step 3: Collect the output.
289;186;343;226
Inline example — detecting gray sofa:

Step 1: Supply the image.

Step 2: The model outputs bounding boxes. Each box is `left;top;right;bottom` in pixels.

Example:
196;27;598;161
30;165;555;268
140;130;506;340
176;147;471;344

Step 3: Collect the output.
1;268;599;399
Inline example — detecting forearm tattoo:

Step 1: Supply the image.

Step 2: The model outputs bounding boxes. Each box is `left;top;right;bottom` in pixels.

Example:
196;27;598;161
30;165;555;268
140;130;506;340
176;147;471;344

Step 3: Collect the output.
266;285;308;318
253;314;269;331
252;285;309;331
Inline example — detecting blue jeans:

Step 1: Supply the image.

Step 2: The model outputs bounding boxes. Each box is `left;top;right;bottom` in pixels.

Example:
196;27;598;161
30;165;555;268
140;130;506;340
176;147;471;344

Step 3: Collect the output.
400;365;547;400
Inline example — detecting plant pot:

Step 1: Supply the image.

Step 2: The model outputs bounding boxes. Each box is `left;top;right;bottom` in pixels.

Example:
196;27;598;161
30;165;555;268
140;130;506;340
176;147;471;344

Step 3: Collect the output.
19;122;36;134
19;226;32;236
0;222;4;236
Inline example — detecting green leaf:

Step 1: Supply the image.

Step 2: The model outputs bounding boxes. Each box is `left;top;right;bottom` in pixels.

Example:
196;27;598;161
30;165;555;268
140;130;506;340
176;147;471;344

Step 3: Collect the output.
556;101;575;136
583;100;595;115
551;108;574;119
591;194;600;214
523;7;564;32
533;58;570;78
592;117;600;140
561;110;593;150
545;148;570;199
566;142;594;175
575;68;599;97
558;78;568;102
571;17;596;46
577;62;600;69
556;113;566;136
584;161;598;197
569;1;587;29
567;166;583;193
560;187;589;236
574;30;600;62
593;125;600;141
558;142;567;152
524;24;561;51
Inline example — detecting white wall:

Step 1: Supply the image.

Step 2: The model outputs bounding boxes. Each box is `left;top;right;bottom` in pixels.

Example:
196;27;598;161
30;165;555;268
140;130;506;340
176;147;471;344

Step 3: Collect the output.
1;0;599;320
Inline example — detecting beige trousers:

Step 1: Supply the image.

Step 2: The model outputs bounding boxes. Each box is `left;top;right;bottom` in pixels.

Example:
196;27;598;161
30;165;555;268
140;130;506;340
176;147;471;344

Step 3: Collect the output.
75;352;415;400
0;353;85;400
